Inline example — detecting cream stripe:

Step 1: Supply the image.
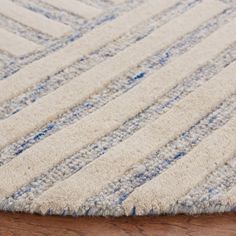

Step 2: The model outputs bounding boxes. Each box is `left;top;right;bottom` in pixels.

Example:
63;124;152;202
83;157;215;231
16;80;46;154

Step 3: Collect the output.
0;0;72;37
0;0;228;149
28;63;236;214
0;28;43;56
122;116;236;215
111;0;126;3
219;182;236;207
0;61;235;202
0;0;225;105
40;0;102;19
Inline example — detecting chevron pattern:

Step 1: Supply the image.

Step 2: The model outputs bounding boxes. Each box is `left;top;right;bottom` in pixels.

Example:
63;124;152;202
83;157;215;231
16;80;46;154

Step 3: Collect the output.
0;0;235;216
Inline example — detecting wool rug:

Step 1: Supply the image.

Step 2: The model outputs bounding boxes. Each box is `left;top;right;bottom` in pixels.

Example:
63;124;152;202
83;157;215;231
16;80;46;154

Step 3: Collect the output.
0;0;235;216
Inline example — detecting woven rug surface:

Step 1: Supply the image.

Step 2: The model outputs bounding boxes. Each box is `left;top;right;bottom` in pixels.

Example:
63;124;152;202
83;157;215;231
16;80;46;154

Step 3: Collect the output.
0;0;236;216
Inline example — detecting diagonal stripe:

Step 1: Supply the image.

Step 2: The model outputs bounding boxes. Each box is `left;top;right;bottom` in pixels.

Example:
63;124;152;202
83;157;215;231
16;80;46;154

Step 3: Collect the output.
76;96;236;216
218;182;236;208
111;0;126;3
6;94;234;214
122;116;236;215
0;0;72;37
0;28;43;56
0;60;235;204
0;0;230;149
0;45;234;208
174;155;236;214
27;62;236;214
40;0;102;19
0;0;225;105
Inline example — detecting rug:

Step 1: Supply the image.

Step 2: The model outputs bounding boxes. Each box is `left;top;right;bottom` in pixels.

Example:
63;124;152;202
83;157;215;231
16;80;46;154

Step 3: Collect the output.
0;0;235;216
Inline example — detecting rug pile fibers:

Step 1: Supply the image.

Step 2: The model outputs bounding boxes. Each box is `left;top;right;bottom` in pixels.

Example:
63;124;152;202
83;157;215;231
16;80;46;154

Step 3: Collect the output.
0;0;236;216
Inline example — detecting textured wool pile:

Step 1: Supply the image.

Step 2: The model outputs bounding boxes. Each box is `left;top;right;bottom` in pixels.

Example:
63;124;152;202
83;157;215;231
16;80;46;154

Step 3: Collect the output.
0;0;235;216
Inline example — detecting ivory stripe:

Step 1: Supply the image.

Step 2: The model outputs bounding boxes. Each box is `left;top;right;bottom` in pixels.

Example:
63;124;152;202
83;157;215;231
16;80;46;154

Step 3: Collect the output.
28;62;236;214
0;0;229;149
0;0;180;105
0;28;43;56
0;60;235;203
220;183;236;207
174;154;236;214
111;0;126;3
122;116;236;215
0;0;72;37
40;0;102;19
